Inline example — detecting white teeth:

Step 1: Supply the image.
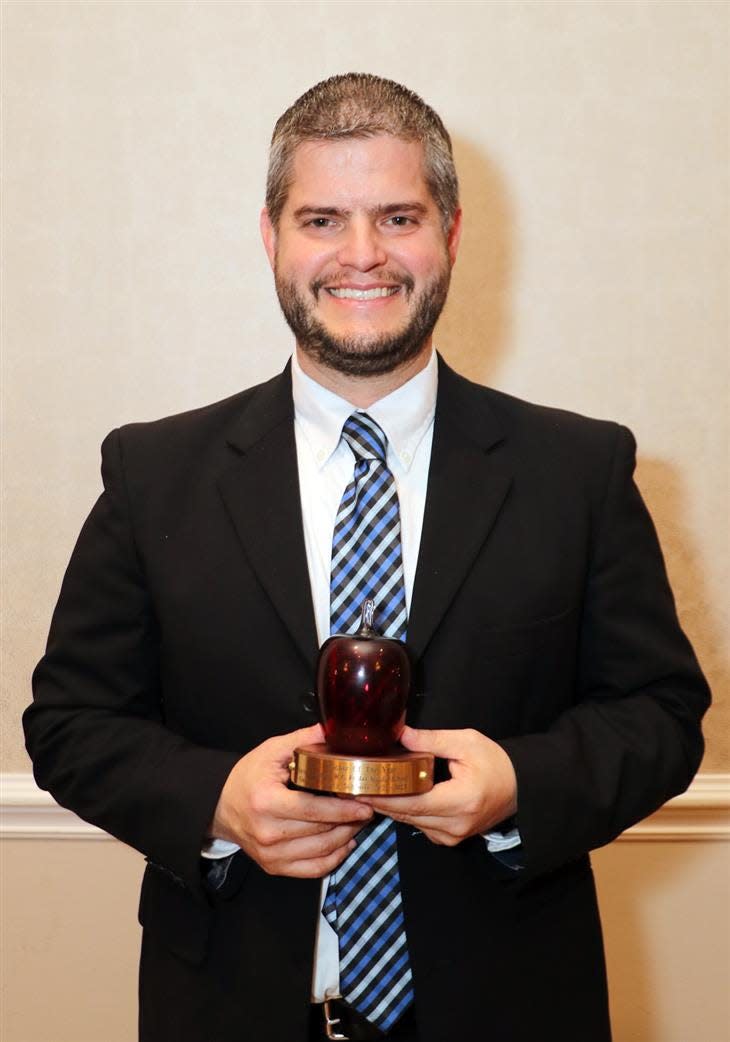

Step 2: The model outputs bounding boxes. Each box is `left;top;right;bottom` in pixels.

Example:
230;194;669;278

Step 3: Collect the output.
328;287;398;300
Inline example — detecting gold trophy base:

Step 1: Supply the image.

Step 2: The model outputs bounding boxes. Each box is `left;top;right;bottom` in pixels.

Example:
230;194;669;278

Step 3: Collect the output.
290;743;434;796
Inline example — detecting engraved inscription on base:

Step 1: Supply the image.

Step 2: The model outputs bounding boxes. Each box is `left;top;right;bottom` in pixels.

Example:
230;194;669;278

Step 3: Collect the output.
290;744;435;796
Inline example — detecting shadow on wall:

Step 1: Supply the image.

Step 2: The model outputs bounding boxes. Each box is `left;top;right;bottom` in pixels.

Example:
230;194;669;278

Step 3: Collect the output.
635;456;726;772
435;136;515;387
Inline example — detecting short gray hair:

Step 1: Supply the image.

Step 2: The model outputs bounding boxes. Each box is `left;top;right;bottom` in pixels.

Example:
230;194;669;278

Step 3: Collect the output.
266;73;459;232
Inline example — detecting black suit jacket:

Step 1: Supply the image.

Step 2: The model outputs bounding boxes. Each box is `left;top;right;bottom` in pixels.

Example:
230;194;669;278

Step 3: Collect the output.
25;357;709;1042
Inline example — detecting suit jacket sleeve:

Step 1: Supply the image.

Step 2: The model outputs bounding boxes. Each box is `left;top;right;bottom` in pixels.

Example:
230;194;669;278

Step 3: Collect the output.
24;428;241;899
499;424;710;875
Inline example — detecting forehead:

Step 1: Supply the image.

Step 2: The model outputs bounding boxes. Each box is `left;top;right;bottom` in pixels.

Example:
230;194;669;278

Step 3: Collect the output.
284;136;435;211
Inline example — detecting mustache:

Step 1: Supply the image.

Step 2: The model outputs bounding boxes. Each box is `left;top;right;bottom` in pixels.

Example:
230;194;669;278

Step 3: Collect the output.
310;271;416;296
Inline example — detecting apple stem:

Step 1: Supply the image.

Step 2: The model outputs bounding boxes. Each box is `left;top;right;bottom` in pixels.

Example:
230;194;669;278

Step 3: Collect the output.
361;599;376;630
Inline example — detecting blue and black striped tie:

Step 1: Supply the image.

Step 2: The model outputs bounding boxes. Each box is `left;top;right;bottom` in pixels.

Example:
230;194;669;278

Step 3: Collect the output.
322;412;414;1033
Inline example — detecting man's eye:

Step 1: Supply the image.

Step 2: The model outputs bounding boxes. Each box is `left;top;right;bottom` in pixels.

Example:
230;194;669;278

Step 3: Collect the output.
307;218;335;228
386;215;415;227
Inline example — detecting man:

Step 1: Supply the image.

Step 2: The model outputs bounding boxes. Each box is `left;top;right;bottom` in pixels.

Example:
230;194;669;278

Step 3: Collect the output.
24;74;710;1042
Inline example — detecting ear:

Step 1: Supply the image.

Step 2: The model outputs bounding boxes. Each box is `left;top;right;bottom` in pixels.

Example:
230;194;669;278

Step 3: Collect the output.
446;207;463;267
260;207;277;270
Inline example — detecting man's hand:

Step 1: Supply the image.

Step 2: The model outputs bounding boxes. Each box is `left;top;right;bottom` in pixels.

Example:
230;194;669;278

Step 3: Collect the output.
209;723;373;878
358;726;518;846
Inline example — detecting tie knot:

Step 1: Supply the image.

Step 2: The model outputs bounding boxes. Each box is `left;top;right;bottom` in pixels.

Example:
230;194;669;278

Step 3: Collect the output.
341;413;388;463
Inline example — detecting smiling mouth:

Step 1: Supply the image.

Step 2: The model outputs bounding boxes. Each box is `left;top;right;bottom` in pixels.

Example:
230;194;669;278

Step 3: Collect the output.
325;286;400;300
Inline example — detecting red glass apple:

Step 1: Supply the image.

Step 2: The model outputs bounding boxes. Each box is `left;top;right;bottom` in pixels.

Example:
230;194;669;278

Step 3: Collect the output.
317;600;411;756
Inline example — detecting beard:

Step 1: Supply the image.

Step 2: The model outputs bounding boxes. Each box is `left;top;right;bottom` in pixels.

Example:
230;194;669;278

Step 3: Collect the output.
273;262;451;377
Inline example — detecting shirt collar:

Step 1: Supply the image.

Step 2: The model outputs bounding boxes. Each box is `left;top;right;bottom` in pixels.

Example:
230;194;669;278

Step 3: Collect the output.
291;349;438;472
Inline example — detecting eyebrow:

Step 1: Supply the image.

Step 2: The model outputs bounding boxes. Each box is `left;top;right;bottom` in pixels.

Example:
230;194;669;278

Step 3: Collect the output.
291;202;429;221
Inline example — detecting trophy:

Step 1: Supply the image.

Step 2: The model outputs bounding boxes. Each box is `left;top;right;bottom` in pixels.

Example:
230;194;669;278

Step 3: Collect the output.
289;600;435;796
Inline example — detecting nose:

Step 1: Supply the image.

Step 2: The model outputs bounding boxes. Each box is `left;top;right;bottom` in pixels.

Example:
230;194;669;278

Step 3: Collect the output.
335;219;387;271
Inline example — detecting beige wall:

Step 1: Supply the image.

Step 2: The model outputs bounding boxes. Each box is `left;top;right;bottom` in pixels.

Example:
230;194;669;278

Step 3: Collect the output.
596;838;730;1042
2;0;727;774
1;840;142;1042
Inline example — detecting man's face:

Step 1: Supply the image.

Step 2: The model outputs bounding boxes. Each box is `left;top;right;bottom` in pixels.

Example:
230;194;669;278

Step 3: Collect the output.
261;136;461;377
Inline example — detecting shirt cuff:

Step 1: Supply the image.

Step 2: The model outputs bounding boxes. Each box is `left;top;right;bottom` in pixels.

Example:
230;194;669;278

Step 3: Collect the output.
201;838;241;860
485;826;522;853
485;826;524;871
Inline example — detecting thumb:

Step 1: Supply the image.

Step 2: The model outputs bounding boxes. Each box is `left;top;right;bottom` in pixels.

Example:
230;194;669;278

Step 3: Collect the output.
267;723;325;762
400;725;467;759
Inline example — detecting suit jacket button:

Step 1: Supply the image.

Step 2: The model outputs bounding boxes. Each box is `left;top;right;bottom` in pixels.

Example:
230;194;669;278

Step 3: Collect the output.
300;691;317;714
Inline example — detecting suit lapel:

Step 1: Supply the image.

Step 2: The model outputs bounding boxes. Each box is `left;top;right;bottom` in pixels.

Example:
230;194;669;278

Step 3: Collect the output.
217;364;319;670
407;358;513;663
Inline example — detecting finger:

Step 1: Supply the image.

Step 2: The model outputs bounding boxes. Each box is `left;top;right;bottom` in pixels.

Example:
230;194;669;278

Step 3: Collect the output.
364;796;460;829
358;783;457;818
253;817;352;843
397;820;471;846
265;823;363;861
265;723;325;763
358;792;431;812
399;724;475;759
269;839;357;879
275;787;374;825
370;807;463;834
356;790;468;832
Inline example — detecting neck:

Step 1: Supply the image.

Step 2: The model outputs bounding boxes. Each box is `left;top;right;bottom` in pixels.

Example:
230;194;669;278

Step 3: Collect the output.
295;342;433;408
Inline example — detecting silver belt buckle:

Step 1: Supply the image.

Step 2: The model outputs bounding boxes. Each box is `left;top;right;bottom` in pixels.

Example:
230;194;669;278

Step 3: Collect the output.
323;999;349;1041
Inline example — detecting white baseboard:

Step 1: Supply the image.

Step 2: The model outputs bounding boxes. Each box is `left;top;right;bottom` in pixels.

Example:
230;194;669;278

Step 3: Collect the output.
1;771;728;842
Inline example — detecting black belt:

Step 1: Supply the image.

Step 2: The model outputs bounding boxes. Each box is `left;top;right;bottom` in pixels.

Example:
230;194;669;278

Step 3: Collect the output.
310;999;417;1041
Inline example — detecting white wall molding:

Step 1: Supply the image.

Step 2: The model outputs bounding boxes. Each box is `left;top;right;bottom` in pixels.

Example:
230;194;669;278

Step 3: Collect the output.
1;771;728;842
619;773;730;841
0;774;107;840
